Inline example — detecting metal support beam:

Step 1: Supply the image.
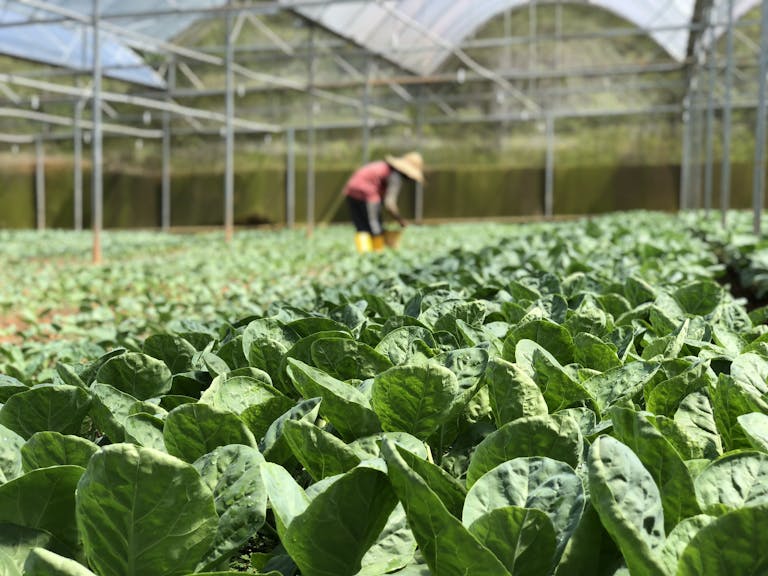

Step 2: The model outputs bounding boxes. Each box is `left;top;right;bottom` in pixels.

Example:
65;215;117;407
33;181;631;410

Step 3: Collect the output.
680;100;692;211
415;102;424;224
753;0;768;235
362;57;372;165
224;5;235;243
161;58;175;232
306;25;316;237
286;128;295;228
703;33;716;215
92;0;102;264
73;99;84;231
721;0;735;227
545;114;555;218
35;136;45;230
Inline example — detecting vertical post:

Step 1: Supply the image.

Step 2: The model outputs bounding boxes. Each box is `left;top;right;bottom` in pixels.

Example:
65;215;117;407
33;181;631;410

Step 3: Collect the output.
704;21;716;215
362;56;372;165
306;24;316;237
74;100;83;231
35;136;45;230
161;57;175;232
92;0;103;263
528;0;537;95
224;5;235;242
690;83;703;209
680;100;692;211
415;102;424;224
286;128;295;228
555;1;562;72
721;0;735;227
545;114;555;218
753;0;768;235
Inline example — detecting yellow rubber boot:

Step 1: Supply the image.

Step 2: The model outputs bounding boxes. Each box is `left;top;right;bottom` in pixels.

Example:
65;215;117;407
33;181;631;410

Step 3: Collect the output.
355;232;373;253
372;235;385;252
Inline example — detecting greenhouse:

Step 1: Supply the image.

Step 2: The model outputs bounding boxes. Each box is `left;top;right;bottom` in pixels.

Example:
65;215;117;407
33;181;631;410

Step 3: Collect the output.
2;2;768;576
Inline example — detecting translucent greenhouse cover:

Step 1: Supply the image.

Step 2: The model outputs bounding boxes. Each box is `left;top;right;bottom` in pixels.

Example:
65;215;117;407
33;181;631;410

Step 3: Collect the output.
0;0;762;87
287;0;762;75
0;0;226;88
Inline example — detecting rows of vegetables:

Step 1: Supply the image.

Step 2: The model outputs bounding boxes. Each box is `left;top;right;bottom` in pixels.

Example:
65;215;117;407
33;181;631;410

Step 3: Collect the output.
2;212;768;576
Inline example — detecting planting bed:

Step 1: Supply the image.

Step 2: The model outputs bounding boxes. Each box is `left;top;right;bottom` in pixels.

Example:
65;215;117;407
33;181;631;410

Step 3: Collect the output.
1;212;768;576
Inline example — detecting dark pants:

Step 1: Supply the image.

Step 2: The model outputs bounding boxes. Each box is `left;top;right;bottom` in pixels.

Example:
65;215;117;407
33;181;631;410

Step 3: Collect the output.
347;196;383;235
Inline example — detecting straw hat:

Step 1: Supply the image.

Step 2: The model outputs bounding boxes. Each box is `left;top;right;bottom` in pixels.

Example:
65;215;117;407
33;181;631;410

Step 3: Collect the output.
386;151;425;184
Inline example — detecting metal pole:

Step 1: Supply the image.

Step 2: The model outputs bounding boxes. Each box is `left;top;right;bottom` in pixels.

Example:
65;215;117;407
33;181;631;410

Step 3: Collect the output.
680;100;692;211
691;84;704;209
35;136;45;230
753;0;768;235
306;24;316;237
74;100;83;231
362;56;371;164
286;128;295;228
161;57;175;232
528;0;537;96
415;102;424;224
721;0;735;227
224;6;235;242
704;24;716;215
92;0;103;263
545;114;555;218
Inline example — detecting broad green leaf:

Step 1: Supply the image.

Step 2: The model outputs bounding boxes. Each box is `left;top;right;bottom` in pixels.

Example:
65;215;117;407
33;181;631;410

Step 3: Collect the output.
588;436;667;576
240;396;296;441
286;317;352;338
375;326;437;365
583;362;658;413
0;525;51;576
647;363;712;417
658;515;715;575
610;407;700;531
24;547;98;576
281;466;398;576
694;451;768;515
0;374;28;402
88;383;137;443
348;432;429;462
199;371;282;415
0;385;91;440
96;352;172;400
0;466;83;556
282;419;361;481
674;391;723;459
244;337;288;392
164;403;256;463
279;330;352;385
710;374;768;451
76;444;218;576
516;340;595;412
503;319;575;366
463;457;584;561
673;280;722;316
573;332;622;372
485;357;548;428
554;503;622;576
468;506;557;576
372;364;458;441
242;318;297;352
124;413;166;451
394;445;467;519
143;334;197;375
216;336;250;371
381;440;511;576
467;414;582;487
21;432;98;472
193;445;267;571
310;338;393;381
737;412;768;452
260;462;310;534
260;397;321;465
677;505;768;575
730;352;768;397
357;504;417;576
286;359;381;441
0;424;24;482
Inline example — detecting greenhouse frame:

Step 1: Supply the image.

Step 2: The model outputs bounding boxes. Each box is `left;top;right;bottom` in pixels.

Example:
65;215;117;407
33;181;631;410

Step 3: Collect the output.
1;0;767;259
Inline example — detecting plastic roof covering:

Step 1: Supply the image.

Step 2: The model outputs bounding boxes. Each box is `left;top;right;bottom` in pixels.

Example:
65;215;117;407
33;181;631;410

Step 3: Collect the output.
0;0;763;89
0;0;226;88
288;0;761;75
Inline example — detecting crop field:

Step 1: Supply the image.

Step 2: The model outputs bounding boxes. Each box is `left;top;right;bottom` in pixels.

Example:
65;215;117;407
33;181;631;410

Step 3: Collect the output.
2;212;768;576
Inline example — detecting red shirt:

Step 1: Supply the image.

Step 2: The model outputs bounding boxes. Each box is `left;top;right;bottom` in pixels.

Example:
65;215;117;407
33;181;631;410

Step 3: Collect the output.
343;161;392;202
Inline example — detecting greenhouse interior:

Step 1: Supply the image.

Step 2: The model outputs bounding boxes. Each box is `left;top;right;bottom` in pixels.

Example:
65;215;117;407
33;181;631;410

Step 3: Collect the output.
3;2;768;576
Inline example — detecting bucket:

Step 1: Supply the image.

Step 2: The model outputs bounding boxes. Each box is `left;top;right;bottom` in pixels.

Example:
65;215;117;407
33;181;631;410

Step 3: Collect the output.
384;229;403;249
